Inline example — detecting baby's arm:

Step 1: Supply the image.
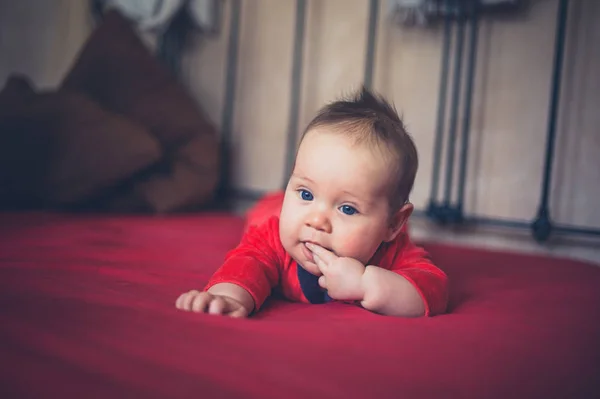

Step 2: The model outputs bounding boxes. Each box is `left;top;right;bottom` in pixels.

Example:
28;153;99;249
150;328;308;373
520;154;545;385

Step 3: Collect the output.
361;240;448;317
360;267;426;317
176;217;283;317
307;236;447;317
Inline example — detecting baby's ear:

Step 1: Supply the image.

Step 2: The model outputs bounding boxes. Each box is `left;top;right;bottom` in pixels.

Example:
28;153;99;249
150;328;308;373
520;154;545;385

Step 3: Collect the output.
384;202;413;242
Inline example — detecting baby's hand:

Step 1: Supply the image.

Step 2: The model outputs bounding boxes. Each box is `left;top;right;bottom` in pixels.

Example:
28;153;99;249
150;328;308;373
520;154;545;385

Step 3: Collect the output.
306;243;366;301
175;290;250;318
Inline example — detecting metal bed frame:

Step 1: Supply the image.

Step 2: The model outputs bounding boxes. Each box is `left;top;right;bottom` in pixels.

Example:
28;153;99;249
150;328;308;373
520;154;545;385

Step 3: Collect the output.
154;0;597;243
422;0;600;242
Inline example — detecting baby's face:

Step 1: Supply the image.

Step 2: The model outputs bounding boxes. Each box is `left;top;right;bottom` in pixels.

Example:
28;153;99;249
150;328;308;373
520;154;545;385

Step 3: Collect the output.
279;129;400;276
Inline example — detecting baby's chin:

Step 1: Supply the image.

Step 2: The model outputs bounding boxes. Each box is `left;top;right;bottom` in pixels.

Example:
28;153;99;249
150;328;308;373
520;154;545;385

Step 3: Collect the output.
296;259;321;276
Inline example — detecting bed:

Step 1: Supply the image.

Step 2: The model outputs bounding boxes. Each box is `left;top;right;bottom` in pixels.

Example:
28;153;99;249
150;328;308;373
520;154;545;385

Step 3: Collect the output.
2;3;600;398
1;206;599;398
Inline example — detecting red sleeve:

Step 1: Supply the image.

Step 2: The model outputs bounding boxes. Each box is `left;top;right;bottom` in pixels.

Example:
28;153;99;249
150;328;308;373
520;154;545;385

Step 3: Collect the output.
204;217;283;311
386;226;449;316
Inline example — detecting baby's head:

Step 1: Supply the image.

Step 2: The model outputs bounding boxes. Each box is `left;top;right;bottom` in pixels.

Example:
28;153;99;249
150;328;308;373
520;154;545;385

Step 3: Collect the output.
279;87;418;275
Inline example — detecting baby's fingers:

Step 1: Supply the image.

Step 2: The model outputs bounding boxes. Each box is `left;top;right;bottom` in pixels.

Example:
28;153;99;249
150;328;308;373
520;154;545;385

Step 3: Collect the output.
176;291;249;318
318;275;327;289
176;290;200;310
190;293;214;313
207;297;227;315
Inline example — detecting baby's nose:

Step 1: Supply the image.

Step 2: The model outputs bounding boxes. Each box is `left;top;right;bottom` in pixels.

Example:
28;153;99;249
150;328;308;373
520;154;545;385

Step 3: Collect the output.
305;211;332;233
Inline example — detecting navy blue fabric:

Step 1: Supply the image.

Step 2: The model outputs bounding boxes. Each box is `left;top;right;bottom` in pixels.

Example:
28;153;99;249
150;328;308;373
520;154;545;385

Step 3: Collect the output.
297;264;332;304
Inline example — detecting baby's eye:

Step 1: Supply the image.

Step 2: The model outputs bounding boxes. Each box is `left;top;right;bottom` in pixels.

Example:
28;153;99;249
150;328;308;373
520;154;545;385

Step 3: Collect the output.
340;205;358;215
299;189;314;201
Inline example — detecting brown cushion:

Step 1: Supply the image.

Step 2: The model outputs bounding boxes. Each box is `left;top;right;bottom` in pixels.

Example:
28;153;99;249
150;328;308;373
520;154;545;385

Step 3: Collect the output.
104;133;220;213
0;89;162;207
60;9;220;212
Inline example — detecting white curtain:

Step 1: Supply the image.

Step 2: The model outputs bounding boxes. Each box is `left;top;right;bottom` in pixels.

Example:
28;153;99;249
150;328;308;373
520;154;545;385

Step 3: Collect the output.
100;0;217;33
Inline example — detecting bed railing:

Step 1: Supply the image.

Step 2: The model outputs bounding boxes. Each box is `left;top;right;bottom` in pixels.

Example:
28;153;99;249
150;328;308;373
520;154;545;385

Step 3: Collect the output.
103;0;598;243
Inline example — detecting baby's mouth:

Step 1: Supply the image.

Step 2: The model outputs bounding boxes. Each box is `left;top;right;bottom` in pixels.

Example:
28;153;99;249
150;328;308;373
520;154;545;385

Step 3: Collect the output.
301;242;314;263
302;241;334;254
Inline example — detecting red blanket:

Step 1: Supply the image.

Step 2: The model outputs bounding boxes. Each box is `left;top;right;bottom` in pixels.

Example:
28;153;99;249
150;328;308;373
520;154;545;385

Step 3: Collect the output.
1;212;599;398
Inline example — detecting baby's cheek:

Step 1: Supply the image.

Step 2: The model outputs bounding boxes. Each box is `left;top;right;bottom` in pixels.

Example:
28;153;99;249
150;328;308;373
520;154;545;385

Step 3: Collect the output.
279;225;295;249
337;234;369;261
337;226;383;263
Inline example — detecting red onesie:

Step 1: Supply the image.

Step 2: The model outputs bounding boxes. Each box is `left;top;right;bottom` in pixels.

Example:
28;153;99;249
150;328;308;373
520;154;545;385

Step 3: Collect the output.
205;192;449;316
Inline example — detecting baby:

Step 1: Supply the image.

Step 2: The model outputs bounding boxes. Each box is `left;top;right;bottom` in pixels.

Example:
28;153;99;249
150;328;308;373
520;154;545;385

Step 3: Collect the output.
176;87;448;318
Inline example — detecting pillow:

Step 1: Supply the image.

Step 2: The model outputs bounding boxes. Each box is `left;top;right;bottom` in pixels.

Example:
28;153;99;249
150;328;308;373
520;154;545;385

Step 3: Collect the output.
60;9;220;212
0;88;162;208
104;133;220;213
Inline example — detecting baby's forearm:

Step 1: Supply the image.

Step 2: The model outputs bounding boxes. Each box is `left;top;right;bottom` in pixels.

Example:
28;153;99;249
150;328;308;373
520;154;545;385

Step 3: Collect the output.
360;266;425;317
207;283;255;313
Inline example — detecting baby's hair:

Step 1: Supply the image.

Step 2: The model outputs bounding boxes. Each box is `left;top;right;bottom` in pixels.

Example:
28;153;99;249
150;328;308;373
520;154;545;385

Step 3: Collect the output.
300;86;418;210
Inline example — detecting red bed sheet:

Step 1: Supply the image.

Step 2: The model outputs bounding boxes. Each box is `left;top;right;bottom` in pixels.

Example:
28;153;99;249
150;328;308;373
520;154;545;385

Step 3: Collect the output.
1;211;599;399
